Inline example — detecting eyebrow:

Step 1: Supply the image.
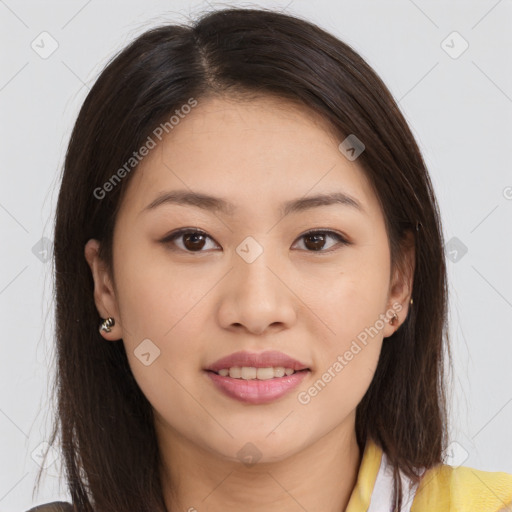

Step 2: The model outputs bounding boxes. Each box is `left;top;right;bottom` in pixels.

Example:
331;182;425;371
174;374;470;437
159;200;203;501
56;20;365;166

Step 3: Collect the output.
141;189;365;217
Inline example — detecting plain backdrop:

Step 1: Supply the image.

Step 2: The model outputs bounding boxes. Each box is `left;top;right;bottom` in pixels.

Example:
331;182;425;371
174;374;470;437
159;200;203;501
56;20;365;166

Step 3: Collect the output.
1;0;511;510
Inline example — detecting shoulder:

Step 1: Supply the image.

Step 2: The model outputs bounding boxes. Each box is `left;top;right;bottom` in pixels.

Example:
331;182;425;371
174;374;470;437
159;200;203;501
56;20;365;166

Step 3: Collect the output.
25;502;74;512
411;463;512;511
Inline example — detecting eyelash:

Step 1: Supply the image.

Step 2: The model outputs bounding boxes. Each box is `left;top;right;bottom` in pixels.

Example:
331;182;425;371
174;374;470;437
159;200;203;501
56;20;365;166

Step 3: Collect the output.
160;228;351;254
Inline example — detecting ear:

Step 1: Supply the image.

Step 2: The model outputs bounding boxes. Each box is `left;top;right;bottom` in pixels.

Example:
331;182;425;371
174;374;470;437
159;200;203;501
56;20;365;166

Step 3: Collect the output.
382;230;415;338
84;239;123;341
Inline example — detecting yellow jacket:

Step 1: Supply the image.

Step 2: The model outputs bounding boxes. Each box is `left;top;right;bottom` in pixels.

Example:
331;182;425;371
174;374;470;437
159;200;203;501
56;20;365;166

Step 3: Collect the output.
346;438;512;511
26;438;512;511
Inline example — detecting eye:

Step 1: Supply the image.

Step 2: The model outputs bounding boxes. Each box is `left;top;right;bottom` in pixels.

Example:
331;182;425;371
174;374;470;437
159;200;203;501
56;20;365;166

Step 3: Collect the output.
292;229;350;253
160;228;350;253
160;228;218;253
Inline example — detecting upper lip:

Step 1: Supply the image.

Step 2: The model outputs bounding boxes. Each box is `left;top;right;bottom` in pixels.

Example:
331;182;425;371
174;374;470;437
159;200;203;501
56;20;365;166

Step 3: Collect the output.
205;350;310;373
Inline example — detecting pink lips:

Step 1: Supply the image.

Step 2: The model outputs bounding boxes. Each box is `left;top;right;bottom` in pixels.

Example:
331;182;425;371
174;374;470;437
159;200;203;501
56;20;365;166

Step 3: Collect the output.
206;370;309;404
204;350;311;405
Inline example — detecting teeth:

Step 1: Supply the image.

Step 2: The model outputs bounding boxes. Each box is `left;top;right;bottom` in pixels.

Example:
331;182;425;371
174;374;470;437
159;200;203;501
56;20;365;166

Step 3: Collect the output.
216;366;298;379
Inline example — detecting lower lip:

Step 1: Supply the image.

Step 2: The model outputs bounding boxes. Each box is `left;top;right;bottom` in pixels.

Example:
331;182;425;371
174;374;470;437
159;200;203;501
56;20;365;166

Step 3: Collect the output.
205;370;310;404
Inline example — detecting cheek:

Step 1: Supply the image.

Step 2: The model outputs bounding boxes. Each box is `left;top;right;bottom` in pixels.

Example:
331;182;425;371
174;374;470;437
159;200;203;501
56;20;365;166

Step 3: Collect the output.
114;257;207;421
110;243;208;396
113;238;203;337
296;341;381;433
319;246;390;334
299;273;387;418
307;243;389;394
313;285;385;392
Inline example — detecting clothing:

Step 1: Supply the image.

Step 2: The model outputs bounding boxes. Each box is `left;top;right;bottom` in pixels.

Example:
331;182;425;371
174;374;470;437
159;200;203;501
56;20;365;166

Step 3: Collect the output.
28;439;512;511
26;503;73;512
345;438;512;511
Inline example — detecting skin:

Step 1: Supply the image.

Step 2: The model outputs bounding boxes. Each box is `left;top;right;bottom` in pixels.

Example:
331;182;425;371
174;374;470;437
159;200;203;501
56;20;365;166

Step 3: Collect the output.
85;95;414;512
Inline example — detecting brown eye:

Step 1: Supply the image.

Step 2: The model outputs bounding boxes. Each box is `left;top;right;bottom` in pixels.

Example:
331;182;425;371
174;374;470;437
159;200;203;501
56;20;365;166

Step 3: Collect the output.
161;228;350;254
293;230;349;253
181;232;208;251
162;229;218;253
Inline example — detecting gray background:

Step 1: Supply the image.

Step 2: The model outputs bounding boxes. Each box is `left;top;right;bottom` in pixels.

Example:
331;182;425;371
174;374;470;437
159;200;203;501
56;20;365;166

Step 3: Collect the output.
1;0;511;510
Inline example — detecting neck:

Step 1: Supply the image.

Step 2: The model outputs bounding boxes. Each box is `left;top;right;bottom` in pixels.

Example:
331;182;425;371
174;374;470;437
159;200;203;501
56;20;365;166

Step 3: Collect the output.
157;414;362;512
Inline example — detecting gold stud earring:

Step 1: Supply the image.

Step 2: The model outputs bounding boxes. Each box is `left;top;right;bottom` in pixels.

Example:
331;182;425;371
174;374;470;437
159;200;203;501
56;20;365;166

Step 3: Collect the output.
389;312;398;326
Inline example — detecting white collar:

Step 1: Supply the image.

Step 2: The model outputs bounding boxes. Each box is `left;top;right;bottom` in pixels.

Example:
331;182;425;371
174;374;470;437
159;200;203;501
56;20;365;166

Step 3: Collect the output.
367;451;424;512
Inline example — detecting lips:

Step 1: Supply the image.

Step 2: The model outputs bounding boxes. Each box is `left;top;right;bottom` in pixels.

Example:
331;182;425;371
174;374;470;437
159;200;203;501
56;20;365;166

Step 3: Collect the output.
204;350;311;373
206;369;309;404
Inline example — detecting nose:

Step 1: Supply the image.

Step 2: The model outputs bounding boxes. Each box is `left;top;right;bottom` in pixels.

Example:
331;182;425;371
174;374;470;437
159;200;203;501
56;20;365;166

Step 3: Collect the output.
216;251;298;336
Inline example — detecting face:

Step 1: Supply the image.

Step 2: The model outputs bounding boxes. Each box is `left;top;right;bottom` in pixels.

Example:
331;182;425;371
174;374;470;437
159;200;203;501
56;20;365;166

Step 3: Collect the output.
85;95;413;466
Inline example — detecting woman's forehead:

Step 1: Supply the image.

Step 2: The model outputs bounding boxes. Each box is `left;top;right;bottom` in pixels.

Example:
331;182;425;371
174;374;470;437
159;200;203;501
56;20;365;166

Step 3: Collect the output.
117;96;376;220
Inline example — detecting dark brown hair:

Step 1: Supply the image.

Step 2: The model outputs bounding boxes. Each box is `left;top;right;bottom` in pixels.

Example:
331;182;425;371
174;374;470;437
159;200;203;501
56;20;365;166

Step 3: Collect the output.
37;6;450;511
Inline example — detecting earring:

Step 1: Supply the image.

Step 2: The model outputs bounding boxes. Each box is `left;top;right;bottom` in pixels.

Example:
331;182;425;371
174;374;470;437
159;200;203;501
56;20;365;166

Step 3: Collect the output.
389;312;398;326
99;316;115;333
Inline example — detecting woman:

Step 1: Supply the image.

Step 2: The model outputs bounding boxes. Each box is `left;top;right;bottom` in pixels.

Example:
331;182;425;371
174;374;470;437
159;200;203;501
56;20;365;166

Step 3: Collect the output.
29;6;512;512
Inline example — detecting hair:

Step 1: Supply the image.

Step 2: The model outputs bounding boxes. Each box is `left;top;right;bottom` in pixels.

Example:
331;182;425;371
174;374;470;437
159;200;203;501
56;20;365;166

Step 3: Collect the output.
37;6;450;512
